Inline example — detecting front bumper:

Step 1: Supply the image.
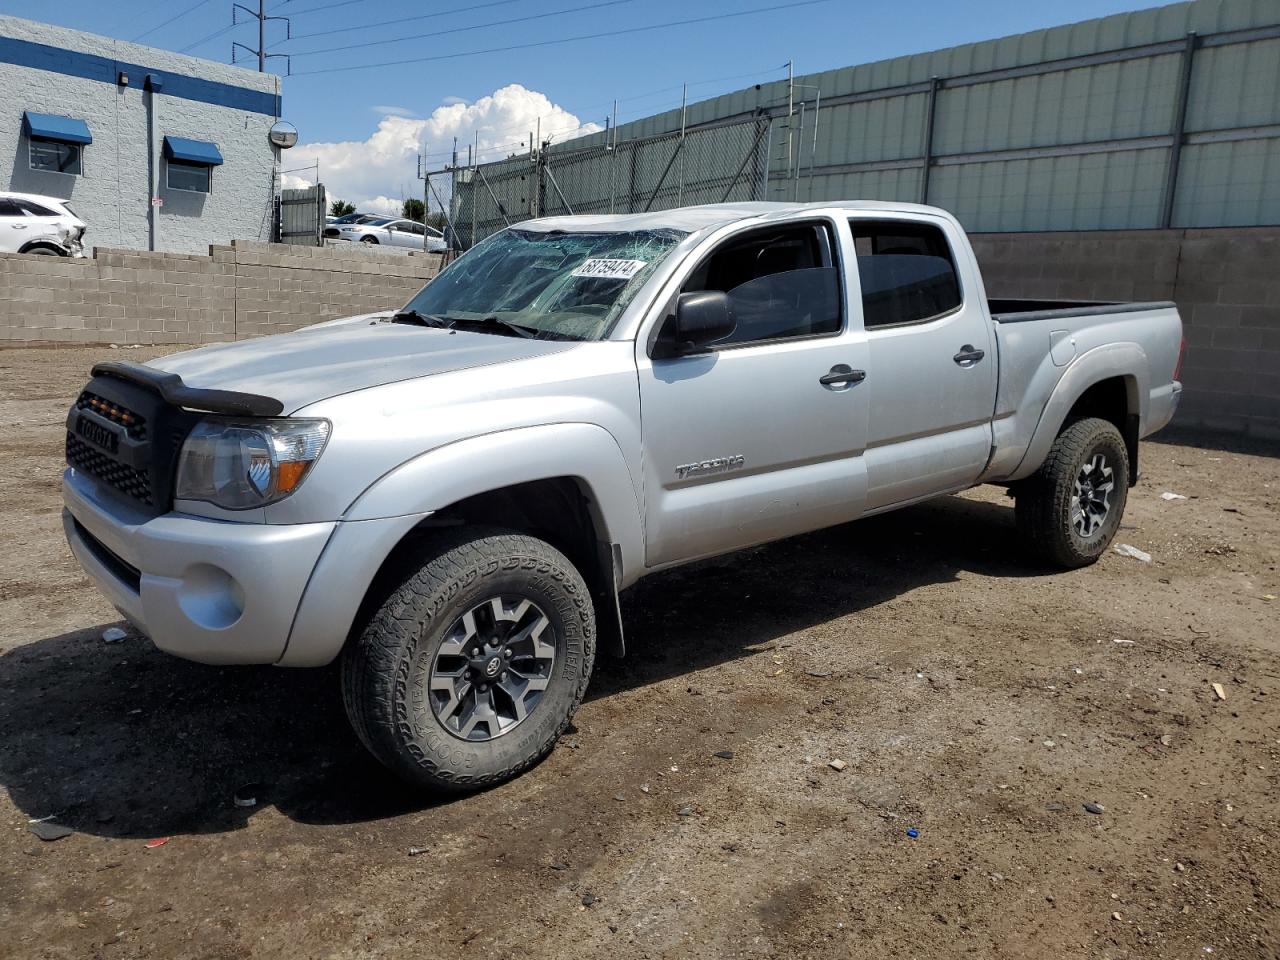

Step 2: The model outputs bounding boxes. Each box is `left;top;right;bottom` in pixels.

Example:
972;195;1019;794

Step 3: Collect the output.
63;468;333;664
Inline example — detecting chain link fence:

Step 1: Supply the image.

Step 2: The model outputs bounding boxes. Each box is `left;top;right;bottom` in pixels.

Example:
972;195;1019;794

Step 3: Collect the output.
449;115;772;249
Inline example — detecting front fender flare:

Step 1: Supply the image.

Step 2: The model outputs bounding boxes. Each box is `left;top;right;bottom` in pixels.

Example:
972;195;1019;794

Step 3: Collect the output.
1006;342;1149;483
280;423;643;667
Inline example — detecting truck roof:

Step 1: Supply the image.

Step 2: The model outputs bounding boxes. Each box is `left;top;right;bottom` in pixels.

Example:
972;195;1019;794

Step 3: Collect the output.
518;200;952;235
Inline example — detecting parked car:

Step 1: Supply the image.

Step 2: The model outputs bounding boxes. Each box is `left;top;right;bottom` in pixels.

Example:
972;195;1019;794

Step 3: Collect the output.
326;215;446;251
0;191;86;257
62;200;1183;792
324;212;377;228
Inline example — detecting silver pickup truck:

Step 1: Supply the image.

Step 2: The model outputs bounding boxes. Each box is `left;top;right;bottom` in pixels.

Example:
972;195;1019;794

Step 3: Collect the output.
62;201;1183;790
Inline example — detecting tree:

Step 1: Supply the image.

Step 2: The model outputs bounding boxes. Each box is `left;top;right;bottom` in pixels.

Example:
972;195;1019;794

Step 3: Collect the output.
330;199;356;217
401;198;425;222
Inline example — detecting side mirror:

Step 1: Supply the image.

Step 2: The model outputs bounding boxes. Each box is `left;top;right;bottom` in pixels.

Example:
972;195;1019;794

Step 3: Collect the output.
656;291;735;357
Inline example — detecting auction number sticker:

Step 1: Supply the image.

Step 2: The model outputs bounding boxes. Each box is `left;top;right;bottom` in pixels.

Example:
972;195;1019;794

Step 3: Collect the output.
572;258;647;280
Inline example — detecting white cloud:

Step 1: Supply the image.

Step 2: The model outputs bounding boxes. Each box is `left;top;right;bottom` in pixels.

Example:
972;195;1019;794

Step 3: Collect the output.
371;105;416;118
286;84;601;217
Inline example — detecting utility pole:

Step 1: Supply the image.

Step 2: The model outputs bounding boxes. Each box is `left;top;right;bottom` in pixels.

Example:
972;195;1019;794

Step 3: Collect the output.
232;1;291;73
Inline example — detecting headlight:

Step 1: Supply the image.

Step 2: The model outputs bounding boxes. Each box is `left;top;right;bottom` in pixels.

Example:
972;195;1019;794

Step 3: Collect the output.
175;418;330;510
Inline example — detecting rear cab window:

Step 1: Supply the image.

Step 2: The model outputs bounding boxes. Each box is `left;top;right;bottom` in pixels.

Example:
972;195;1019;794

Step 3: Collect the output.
849;219;962;329
680;220;843;347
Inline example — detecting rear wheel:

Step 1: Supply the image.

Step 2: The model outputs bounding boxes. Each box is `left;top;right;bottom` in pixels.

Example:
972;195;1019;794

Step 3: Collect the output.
341;528;595;792
1015;417;1130;568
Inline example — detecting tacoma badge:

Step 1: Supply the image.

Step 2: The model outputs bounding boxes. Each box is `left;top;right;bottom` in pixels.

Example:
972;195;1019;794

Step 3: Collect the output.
675;455;745;480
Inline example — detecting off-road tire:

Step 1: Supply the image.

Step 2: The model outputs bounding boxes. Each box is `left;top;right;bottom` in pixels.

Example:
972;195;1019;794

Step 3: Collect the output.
1015;416;1130;569
340;528;595;792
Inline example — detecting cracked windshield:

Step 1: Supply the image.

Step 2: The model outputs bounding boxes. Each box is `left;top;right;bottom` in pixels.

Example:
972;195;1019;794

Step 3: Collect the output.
402;228;687;341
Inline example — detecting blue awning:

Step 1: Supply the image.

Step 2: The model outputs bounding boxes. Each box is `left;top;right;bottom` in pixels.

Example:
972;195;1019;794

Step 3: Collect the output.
22;111;92;145
162;136;223;166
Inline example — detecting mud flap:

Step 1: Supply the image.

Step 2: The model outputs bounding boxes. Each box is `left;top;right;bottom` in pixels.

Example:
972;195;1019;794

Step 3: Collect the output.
594;541;626;657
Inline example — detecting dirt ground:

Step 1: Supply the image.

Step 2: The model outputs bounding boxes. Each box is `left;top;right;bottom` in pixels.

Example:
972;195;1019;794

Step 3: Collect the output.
0;344;1277;960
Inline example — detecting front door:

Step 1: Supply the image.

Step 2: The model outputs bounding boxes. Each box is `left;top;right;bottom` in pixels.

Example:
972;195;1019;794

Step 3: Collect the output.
849;216;998;510
0;198;29;252
636;219;869;568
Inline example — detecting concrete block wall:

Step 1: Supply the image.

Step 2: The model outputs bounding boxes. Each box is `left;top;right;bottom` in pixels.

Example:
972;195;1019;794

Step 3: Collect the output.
0;241;440;346
970;226;1280;439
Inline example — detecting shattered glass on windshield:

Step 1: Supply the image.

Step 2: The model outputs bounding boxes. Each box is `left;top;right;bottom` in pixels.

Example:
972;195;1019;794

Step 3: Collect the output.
402;228;687;341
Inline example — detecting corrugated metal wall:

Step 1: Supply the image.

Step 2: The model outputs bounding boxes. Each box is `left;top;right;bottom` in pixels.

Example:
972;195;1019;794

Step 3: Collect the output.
455;0;1280;236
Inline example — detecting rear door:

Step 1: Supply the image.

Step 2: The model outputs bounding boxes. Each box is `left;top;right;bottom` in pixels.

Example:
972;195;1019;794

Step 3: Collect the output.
850;216;997;510
636;217;869;567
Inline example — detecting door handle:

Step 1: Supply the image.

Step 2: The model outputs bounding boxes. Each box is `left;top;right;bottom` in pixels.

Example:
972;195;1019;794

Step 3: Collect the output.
819;366;866;388
953;345;985;366
12;224;27;230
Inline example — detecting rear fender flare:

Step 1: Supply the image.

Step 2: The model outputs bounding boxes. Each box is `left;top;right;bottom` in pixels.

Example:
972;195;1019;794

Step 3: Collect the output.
1006;342;1148;483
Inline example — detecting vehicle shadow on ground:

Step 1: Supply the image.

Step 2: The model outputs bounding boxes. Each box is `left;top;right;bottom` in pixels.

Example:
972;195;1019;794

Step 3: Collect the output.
0;494;1045;839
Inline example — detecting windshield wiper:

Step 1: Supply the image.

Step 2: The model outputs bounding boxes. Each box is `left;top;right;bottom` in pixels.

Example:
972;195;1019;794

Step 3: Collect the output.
444;315;539;339
391;309;453;328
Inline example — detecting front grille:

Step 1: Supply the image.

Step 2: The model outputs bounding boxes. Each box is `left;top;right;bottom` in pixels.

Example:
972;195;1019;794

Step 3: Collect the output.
67;370;200;517
66;432;154;505
76;391;147;440
323;227;340;238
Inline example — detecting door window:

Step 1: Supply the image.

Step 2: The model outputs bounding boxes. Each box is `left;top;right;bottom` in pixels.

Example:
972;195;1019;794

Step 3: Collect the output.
0;199;25;218
850;220;962;328
681;223;842;346
15;199;58;217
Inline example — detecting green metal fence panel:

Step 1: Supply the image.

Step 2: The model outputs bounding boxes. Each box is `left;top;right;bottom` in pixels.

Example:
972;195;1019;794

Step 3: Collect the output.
451;0;1280;237
1174;137;1280;225
1185;37;1280;129
931;149;1170;232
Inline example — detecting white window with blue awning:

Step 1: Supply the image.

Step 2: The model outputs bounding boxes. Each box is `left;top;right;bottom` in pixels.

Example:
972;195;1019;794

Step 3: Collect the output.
162;136;223;194
23;111;92;176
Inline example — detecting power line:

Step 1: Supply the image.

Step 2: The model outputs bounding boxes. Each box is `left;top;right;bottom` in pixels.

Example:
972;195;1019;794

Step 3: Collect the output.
178;19;241;53
288;0;521;41
133;0;217;42
286;0;635;58
274;0;371;17
292;0;835;77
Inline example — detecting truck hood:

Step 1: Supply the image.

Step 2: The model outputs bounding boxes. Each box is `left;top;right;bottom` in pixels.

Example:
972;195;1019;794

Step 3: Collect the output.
151;321;577;413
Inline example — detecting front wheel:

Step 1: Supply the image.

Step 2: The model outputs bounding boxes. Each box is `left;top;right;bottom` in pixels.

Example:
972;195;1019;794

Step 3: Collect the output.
359;235;379;244
1015;417;1130;569
341;529;596;792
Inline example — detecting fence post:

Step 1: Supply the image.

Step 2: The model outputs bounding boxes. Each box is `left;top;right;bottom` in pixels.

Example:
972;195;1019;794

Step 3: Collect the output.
1161;31;1199;230
628;143;639;213
919;76;940;205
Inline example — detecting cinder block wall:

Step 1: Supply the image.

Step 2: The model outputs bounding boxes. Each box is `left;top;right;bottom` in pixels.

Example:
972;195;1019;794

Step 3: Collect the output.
0;241;441;346
970;227;1280;439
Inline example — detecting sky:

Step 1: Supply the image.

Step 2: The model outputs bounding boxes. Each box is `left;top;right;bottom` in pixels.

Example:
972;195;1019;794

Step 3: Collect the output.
3;0;1164;214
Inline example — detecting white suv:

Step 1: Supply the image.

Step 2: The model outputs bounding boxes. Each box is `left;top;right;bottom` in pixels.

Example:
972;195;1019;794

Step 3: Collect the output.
0;192;87;257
